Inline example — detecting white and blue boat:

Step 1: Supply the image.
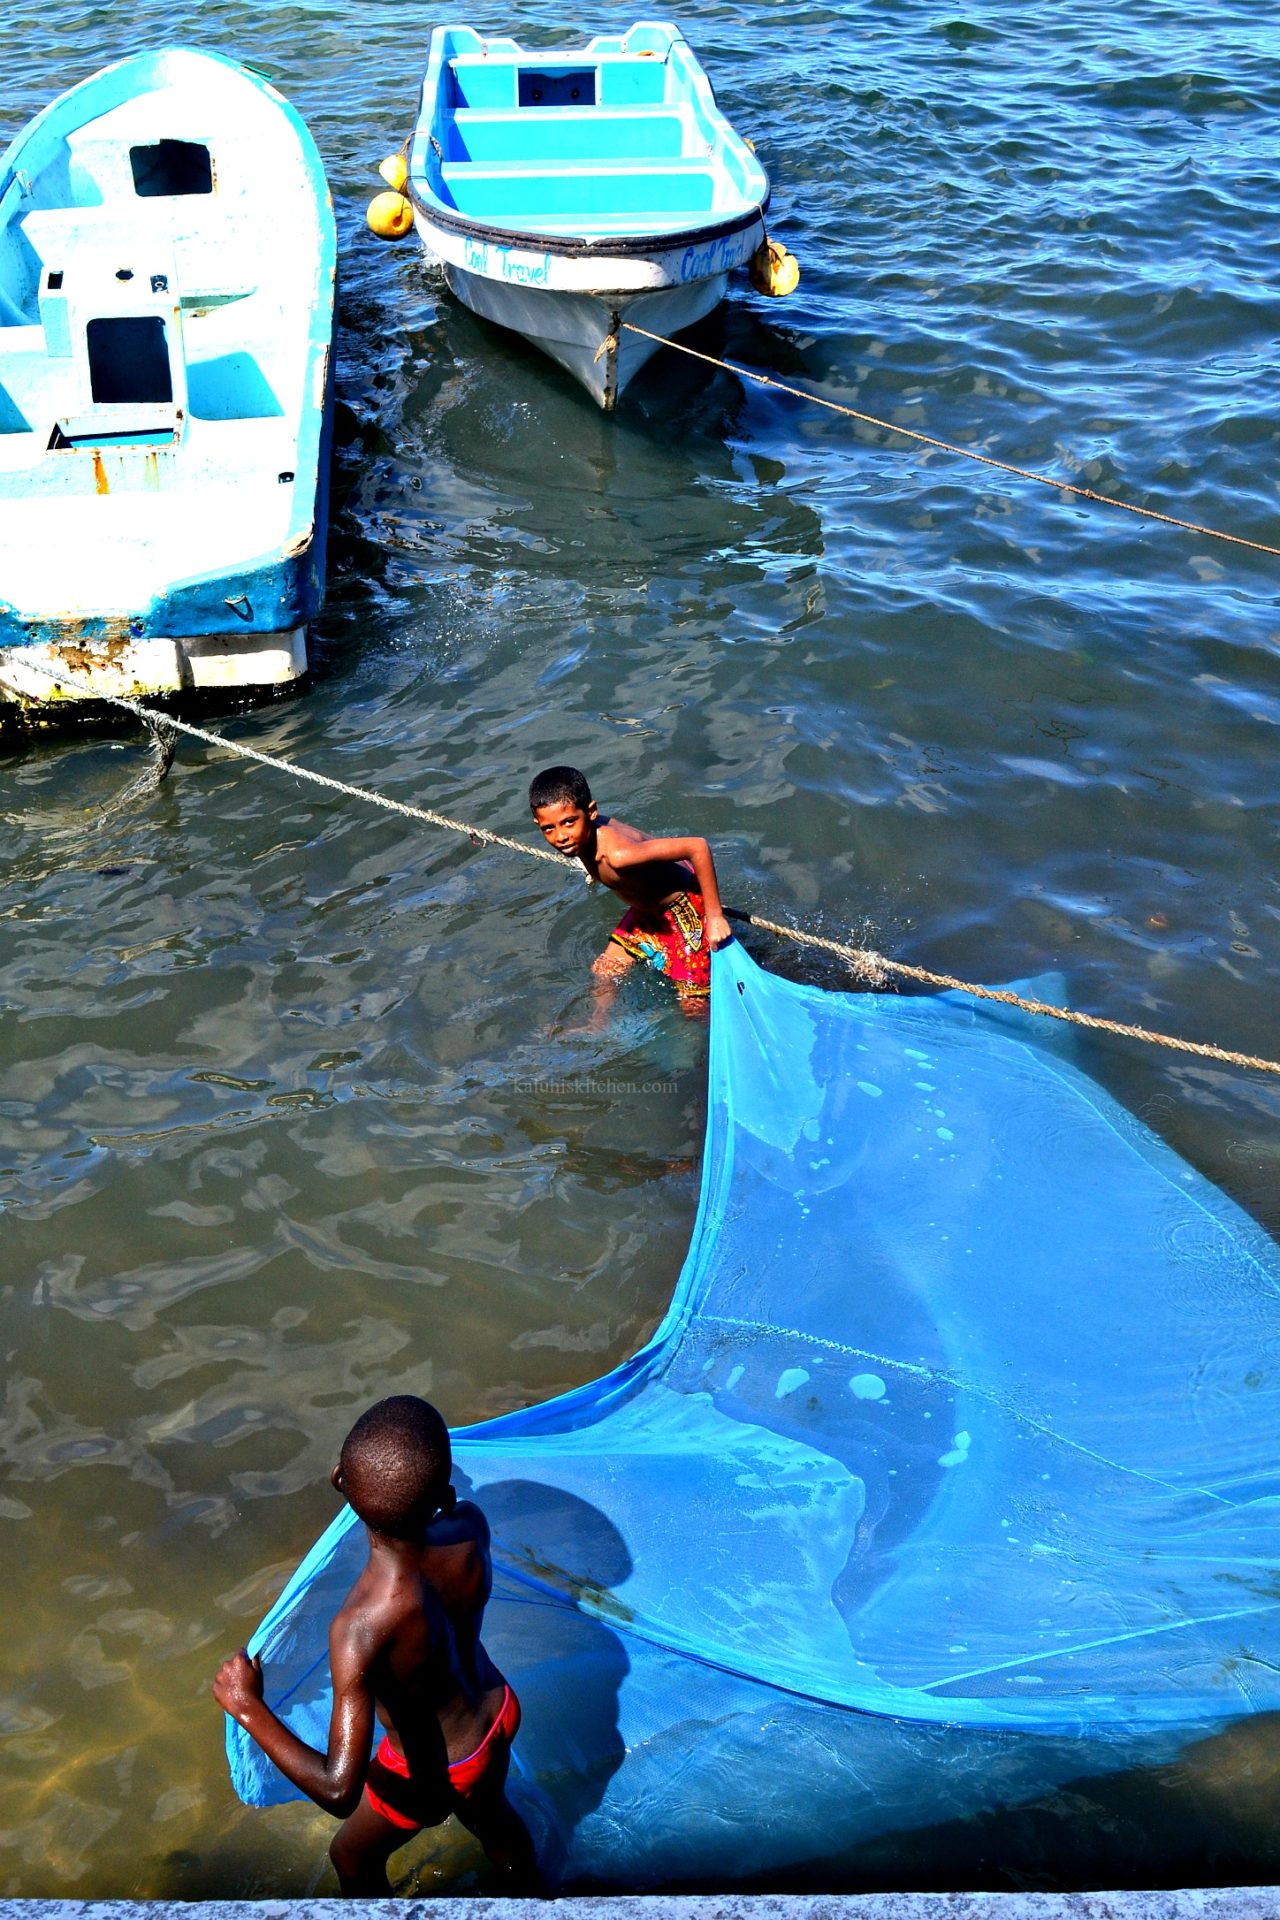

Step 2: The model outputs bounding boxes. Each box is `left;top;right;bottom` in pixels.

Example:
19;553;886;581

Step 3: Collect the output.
0;49;335;720
408;20;770;408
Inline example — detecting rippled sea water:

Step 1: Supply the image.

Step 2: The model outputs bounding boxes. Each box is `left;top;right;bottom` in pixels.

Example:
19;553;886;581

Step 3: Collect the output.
4;0;1280;1896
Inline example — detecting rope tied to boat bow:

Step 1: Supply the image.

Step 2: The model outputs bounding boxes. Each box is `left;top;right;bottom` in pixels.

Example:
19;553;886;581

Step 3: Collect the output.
619;323;1280;560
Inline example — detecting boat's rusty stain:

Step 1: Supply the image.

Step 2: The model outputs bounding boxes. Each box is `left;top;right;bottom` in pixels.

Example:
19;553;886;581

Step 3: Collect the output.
92;450;109;494
0;619;144;732
283;524;313;559
48;619;133;672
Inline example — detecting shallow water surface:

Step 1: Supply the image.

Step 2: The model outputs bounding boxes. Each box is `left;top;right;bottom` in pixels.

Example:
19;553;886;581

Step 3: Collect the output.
3;0;1280;1897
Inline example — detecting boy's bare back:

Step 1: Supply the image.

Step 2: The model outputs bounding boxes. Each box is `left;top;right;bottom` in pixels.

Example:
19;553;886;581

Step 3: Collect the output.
587;814;698;911
350;1499;503;1756
414;1499;498;1685
335;1505;495;1758
334;1508;499;1769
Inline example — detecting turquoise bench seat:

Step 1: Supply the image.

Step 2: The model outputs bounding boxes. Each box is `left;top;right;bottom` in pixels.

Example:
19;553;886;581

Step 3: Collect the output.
443;107;693;164
439;160;716;220
0;348;282;439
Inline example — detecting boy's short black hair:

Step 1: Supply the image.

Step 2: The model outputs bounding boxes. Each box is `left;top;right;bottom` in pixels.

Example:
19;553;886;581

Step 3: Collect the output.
340;1396;451;1539
529;765;592;813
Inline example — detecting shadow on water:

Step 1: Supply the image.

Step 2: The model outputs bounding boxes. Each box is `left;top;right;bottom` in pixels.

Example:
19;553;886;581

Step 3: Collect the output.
410;281;764;455
812;1710;1280;1897
305;278;434;691
475;1475;632;1881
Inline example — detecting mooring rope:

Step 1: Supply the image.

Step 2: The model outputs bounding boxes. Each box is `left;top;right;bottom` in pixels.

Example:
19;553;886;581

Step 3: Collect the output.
11;655;1280;1077
12;673;566;866
724;910;1280;1077
619;322;1280;560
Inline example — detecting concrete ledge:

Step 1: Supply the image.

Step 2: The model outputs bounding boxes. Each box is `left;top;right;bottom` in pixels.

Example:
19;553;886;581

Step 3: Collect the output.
2;1895;1277;1920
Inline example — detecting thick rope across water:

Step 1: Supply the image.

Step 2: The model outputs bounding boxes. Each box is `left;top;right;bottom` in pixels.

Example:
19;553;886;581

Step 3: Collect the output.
14;676;566;867
619;322;1280;560
724;910;1280;1077
12;656;1280;1077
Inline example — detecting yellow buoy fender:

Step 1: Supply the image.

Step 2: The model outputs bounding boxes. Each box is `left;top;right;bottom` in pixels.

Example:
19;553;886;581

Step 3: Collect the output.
378;152;409;194
749;237;800;298
367;191;413;240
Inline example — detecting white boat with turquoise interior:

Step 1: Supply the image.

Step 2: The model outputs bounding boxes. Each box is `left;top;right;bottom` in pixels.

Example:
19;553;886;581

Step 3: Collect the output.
0;49;335;721
408;20;770;408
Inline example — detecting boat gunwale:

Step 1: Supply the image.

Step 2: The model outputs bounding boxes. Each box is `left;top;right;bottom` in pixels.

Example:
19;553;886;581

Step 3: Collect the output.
406;171;771;261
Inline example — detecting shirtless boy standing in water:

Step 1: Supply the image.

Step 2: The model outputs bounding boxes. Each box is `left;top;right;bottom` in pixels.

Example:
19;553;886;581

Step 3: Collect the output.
529;764;733;1005
212;1396;539;1897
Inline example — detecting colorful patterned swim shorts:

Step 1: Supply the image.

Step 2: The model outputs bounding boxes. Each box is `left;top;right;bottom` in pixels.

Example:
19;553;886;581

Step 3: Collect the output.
609;890;710;996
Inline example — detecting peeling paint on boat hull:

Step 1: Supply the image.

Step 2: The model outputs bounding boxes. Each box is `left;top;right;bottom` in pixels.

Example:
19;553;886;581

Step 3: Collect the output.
0;625;307;727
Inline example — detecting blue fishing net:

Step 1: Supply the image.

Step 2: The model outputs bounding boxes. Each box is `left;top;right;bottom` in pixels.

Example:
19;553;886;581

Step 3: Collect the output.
226;943;1280;1885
